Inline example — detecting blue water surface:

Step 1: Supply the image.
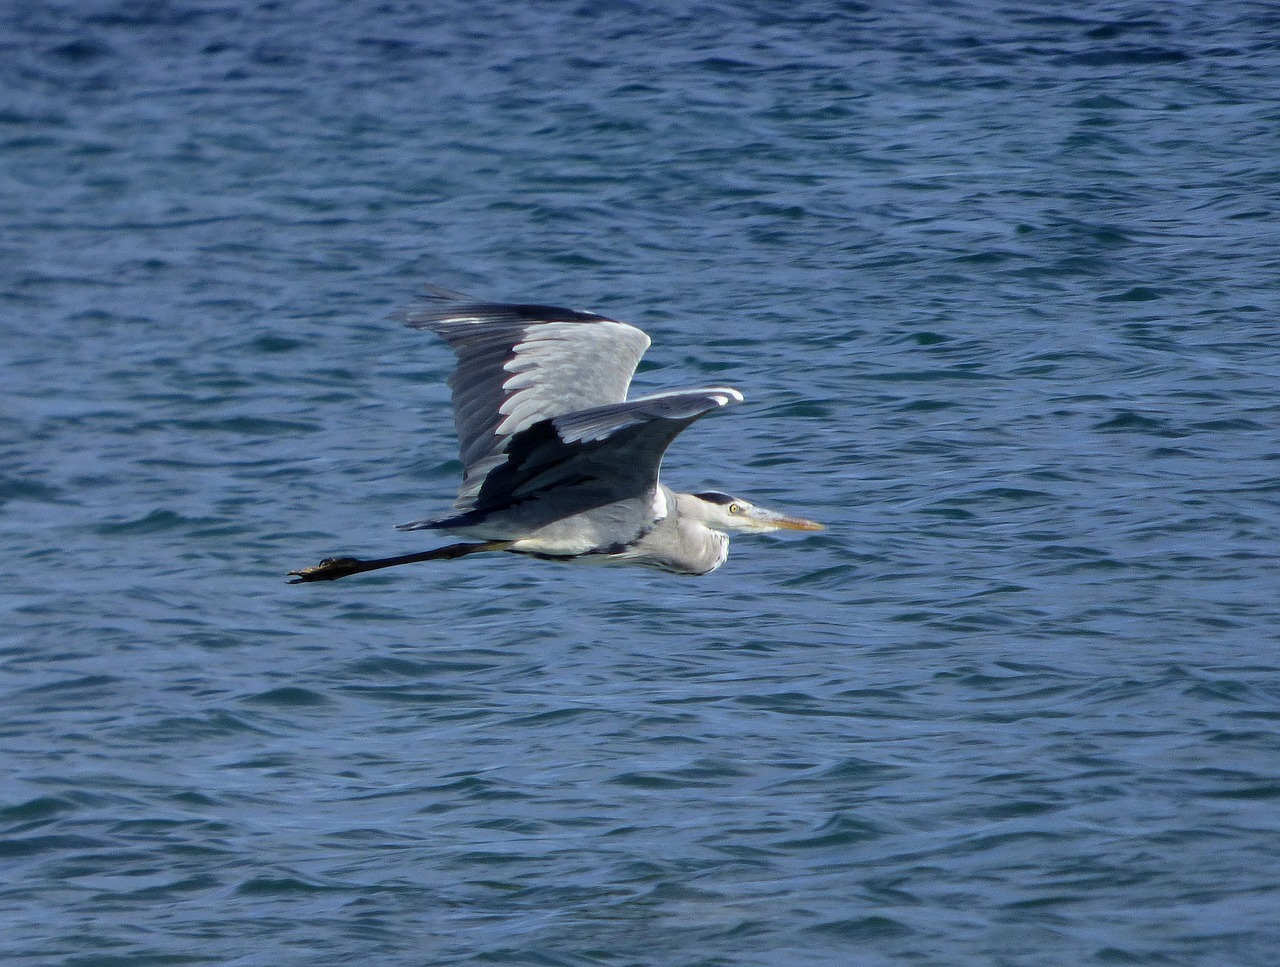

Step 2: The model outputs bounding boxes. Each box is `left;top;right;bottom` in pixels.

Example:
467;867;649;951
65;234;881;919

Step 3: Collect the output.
3;1;1280;965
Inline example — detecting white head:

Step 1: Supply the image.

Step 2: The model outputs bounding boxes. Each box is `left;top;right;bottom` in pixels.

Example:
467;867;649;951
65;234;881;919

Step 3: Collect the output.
687;491;824;534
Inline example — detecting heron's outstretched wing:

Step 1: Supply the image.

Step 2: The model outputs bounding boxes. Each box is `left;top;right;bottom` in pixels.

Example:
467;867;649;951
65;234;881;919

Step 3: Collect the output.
403;286;652;510
398;387;743;531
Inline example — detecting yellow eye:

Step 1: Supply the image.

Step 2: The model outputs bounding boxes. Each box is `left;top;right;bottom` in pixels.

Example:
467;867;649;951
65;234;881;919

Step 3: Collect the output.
729;503;742;514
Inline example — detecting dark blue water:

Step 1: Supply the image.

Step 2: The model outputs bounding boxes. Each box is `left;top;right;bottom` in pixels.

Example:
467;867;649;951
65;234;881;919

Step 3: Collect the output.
4;2;1280;964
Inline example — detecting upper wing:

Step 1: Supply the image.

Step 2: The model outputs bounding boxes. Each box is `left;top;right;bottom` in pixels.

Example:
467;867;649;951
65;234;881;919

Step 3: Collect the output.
458;387;745;522
403;286;652;510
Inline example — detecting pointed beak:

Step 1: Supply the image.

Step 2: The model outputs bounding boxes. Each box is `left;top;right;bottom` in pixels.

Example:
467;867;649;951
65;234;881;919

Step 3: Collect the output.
747;506;825;532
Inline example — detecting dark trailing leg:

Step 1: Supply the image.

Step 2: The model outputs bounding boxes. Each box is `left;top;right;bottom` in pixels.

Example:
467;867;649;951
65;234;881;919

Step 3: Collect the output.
287;541;514;583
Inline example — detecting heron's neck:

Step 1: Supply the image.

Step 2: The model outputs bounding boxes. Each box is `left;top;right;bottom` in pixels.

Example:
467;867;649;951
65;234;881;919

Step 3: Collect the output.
669;491;731;573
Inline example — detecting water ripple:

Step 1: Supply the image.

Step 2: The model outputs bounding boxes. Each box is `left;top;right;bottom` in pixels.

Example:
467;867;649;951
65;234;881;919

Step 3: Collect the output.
3;0;1279;964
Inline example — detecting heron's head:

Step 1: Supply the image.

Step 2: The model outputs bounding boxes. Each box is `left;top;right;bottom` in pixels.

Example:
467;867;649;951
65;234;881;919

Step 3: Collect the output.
688;491;824;534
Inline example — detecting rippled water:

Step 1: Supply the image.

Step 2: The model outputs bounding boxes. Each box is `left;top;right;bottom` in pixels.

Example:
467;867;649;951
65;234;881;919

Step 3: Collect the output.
4;1;1280;965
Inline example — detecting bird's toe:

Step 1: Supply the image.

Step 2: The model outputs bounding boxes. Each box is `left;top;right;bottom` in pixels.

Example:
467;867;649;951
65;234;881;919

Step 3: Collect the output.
287;557;362;583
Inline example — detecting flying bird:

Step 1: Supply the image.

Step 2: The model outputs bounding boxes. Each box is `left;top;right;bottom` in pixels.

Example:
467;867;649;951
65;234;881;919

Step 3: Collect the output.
288;286;821;583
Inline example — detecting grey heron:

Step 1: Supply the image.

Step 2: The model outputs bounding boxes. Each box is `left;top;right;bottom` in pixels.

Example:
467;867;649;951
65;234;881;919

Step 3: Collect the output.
288;286;822;583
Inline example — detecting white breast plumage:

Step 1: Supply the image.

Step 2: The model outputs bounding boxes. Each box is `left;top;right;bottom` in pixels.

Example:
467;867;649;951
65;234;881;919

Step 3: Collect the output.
709;531;730;573
651;487;669;522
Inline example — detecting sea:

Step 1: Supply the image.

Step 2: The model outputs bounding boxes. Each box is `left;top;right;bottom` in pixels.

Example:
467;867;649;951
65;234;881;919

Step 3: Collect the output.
3;1;1279;965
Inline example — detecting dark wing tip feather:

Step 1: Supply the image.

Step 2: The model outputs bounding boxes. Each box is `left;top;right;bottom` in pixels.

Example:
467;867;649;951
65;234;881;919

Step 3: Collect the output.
401;285;618;331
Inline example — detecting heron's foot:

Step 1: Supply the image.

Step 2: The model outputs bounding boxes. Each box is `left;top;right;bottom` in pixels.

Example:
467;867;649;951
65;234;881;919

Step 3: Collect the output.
288;557;365;583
